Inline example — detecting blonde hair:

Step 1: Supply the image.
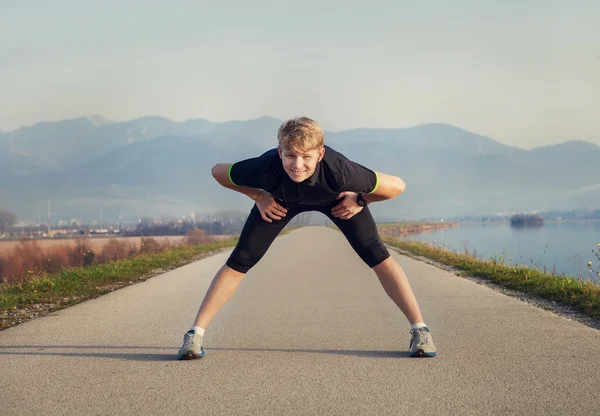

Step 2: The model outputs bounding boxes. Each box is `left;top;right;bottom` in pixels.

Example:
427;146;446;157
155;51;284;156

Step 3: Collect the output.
277;117;324;153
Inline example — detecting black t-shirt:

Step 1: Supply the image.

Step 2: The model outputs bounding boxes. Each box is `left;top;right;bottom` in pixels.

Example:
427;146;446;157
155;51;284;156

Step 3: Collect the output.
228;145;379;206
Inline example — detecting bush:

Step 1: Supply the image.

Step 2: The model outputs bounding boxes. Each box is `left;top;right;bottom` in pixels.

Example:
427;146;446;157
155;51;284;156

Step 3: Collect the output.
98;239;138;263
0;239;71;283
12;239;44;277
140;237;162;254
159;237;173;250
0;257;8;284
43;246;70;274
0;235;214;285
69;239;96;267
185;228;211;246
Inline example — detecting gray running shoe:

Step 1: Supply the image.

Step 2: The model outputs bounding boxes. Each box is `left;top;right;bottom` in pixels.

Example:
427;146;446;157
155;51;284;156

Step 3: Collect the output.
178;330;205;360
409;327;436;357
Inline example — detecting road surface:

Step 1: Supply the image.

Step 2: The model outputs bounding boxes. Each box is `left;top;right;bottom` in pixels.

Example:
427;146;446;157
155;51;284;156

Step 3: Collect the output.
1;226;599;415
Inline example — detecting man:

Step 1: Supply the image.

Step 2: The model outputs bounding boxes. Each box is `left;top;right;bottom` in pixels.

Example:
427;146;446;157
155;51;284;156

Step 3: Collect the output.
178;117;436;359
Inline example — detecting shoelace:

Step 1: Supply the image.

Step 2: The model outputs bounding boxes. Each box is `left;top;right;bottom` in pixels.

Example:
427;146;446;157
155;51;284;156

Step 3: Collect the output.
182;333;195;348
418;329;429;345
410;328;429;347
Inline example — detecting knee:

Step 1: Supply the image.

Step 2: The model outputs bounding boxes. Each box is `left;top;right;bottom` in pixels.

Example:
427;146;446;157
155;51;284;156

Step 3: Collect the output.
357;239;390;268
226;245;265;274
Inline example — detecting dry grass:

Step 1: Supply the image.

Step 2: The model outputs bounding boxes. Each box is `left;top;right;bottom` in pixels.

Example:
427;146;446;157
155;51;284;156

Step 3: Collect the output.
0;236;186;256
377;222;460;238
184;228;213;246
0;232;231;284
0;237;240;330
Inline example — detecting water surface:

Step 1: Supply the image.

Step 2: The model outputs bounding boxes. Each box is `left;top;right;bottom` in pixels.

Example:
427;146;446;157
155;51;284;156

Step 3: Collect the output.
404;221;600;282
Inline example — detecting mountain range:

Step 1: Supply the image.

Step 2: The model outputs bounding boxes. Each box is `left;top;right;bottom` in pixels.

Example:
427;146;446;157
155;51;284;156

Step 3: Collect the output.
1;116;599;223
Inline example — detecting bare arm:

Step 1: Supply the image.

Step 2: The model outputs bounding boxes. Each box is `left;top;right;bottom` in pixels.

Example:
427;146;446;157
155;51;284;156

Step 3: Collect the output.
362;172;406;204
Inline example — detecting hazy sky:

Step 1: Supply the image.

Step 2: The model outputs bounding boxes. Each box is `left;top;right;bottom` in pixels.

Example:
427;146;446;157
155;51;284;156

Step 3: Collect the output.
1;0;598;148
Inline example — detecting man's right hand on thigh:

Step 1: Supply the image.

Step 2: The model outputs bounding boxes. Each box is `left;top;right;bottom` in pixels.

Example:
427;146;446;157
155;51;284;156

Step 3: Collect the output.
256;191;287;222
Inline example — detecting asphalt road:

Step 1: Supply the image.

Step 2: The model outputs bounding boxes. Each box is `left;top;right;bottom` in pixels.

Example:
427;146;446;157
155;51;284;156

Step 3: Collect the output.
1;226;599;415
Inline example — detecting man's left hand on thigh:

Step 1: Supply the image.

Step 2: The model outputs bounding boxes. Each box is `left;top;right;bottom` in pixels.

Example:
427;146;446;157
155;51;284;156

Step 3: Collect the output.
331;191;363;220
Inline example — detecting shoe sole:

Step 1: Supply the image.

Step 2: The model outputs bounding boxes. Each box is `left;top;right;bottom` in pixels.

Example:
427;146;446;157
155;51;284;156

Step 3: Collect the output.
409;349;436;357
178;351;205;360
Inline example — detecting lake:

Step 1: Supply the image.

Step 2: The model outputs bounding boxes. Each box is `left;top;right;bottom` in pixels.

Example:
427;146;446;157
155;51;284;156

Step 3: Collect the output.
404;221;600;283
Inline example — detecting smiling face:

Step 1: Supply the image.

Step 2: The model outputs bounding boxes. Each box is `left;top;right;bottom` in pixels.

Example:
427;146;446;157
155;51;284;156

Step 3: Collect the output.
278;146;325;182
276;117;326;182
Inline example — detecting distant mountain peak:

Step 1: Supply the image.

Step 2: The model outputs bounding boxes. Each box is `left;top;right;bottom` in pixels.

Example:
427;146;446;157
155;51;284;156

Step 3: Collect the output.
532;140;600;151
223;115;281;124
129;115;175;124
408;122;490;137
256;115;281;122
84;115;113;126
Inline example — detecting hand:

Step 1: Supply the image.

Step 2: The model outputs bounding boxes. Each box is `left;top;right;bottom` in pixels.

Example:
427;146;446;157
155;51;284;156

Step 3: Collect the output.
256;191;288;223
331;191;363;220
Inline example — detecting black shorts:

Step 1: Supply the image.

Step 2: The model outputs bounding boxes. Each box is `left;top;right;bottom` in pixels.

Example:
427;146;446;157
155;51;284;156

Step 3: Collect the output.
226;198;390;274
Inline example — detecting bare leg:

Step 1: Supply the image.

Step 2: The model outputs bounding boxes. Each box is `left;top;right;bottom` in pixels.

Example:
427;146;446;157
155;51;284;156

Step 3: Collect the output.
192;264;245;329
372;256;424;325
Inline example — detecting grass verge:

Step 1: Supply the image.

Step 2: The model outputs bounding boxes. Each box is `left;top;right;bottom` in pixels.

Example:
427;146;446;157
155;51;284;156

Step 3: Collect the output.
0;238;238;330
382;237;600;320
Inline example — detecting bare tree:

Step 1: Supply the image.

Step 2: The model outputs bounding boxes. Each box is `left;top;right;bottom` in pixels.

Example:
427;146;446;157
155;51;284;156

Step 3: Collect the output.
0;209;18;235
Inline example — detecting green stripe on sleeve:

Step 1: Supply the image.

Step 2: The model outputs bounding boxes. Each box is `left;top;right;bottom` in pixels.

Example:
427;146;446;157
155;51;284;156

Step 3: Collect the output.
228;163;237;186
368;171;379;194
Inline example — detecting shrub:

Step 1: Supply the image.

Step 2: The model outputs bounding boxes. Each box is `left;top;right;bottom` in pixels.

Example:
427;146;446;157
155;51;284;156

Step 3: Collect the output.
185;228;211;246
159;237;173;250
0;239;59;283
43;245;70;274
140;237;161;254
0;234;214;285
12;239;44;277
98;239;137;263
0;257;7;283
68;239;96;267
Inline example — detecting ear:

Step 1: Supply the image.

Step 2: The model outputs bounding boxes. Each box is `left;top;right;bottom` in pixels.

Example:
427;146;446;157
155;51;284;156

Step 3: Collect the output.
277;146;282;159
317;146;325;162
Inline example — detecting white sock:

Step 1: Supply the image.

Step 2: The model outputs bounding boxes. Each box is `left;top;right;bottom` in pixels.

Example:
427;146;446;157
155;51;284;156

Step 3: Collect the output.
411;323;427;330
190;326;205;336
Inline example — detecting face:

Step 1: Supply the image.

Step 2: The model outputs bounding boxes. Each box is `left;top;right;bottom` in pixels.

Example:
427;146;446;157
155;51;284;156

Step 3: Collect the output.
278;146;325;182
